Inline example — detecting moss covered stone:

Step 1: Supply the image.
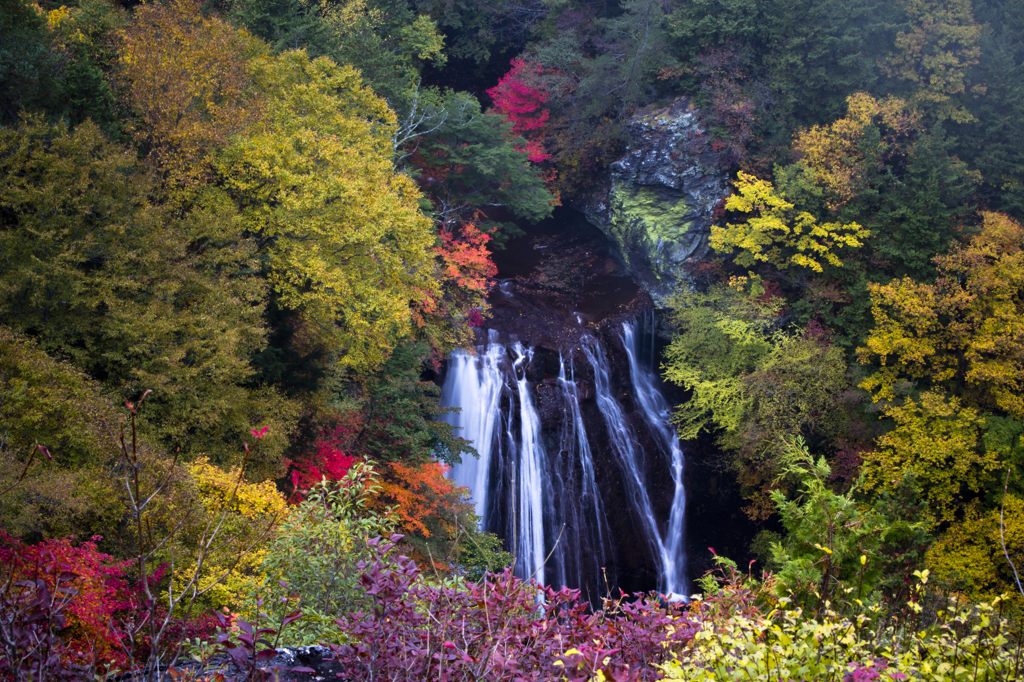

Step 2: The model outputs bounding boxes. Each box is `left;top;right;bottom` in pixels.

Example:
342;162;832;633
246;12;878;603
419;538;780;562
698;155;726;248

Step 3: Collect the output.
576;97;729;305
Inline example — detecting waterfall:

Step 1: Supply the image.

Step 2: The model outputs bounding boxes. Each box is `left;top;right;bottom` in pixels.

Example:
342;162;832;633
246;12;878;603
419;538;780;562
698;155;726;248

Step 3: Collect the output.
510;343;549;586
622;321;689;598
580;336;678;596
552;352;609;592
442;331;505;522
439;323;686;599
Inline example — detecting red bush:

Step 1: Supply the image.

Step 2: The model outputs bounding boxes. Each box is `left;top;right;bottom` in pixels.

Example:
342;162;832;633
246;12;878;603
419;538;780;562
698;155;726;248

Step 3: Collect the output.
0;533;134;669
327;535;696;681
288;422;361;498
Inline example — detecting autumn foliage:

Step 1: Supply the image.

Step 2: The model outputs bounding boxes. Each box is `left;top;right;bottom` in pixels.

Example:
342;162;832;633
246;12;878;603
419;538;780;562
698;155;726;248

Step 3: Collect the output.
0;533;132;668
487;58;551;163
370;461;465;540
119;0;261;188
288;422;362;498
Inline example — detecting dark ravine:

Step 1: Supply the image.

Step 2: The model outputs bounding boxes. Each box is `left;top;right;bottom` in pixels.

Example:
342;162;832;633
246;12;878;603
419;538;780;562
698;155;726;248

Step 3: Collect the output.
438;207;755;600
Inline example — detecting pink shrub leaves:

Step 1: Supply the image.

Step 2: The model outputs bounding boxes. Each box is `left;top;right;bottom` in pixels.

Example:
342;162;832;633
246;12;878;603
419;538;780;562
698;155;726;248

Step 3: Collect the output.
325;535;696;681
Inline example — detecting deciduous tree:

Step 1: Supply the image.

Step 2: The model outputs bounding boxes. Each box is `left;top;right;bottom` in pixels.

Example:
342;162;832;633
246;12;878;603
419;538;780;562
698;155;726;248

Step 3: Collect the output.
859;212;1024;419
218;50;440;371
713;171;869;272
119;0;262;188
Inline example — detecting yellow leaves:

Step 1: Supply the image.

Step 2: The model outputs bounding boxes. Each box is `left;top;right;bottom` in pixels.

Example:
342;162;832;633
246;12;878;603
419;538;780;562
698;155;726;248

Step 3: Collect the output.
859;212;1024;419
882;0;981;122
187;457;288;521
793;93;918;209
862;391;998;523
219;51;439;371
119;0;264;190
45;5;85;44
713;171;868;272
927;497;1024;601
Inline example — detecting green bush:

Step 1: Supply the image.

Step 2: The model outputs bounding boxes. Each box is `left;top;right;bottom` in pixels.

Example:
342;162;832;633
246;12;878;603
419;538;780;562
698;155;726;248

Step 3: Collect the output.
247;463;397;645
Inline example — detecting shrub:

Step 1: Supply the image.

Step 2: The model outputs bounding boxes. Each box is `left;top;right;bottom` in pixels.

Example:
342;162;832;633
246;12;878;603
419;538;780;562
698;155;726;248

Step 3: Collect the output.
250;463;397;645
326;535;696;681
663;560;1023;681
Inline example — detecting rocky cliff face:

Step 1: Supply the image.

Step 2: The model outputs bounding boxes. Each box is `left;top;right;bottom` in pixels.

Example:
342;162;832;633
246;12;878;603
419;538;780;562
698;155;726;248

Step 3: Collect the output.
577;98;730;305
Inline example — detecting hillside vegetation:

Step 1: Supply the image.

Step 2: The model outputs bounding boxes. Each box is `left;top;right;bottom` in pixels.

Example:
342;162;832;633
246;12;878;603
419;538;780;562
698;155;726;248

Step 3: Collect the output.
2;0;1024;678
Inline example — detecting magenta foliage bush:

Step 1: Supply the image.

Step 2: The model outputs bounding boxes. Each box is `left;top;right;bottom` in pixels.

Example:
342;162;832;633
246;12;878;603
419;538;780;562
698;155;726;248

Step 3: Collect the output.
326;535;696;681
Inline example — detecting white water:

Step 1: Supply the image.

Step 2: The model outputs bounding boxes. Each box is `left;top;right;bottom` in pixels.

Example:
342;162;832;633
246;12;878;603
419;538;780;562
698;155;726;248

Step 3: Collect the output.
623;321;689;598
441;332;505;521
553;352;608;589
440;323;687;598
580;336;676;593
510;343;549;586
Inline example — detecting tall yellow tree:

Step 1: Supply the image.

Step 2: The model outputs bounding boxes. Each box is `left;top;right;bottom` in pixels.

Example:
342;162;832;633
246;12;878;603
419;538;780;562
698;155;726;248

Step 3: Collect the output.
119;0;263;188
218;51;440;371
859;212;1024;419
862;391;999;523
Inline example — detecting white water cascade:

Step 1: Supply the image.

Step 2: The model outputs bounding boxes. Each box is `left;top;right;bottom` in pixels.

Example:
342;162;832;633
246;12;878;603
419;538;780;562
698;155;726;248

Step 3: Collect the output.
440;322;687;598
580;336;683;597
552;352;609;589
441;332;505;521
510;343;550;585
622;320;689;598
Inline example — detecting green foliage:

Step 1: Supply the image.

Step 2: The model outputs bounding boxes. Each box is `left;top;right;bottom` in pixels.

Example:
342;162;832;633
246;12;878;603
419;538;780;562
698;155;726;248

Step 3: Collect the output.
254;464;397;645
767;437;931;611
0;0;59;122
408;89;554;240
311;0;445;108
348;340;474;467
452;526;513;583
0;328;121;541
953;0;1024;218
848;122;980;282
0;116;296;474
882;0;982;123
664;277;847;460
46;0;127;133
226;0;323;54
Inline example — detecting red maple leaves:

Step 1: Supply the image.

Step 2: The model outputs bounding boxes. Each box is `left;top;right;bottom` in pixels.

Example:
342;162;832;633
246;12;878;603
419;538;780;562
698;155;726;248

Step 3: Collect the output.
488;58;552;163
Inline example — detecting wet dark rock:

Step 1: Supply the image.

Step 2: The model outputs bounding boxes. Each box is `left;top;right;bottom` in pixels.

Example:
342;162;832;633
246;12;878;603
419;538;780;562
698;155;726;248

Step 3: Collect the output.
534;381;562;423
575;97;730;305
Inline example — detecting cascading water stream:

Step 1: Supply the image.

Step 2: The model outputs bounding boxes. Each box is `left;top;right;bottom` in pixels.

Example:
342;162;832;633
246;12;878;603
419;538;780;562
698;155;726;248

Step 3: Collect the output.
440;322;687;598
552;352;609;591
622;321;688;598
441;331;505;522
510;343;550;586
579;336;677;593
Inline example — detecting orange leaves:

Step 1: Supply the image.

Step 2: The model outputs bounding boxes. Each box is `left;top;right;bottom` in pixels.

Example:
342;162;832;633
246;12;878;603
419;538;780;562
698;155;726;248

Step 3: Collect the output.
119;0;262;188
369;461;466;540
434;222;498;296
